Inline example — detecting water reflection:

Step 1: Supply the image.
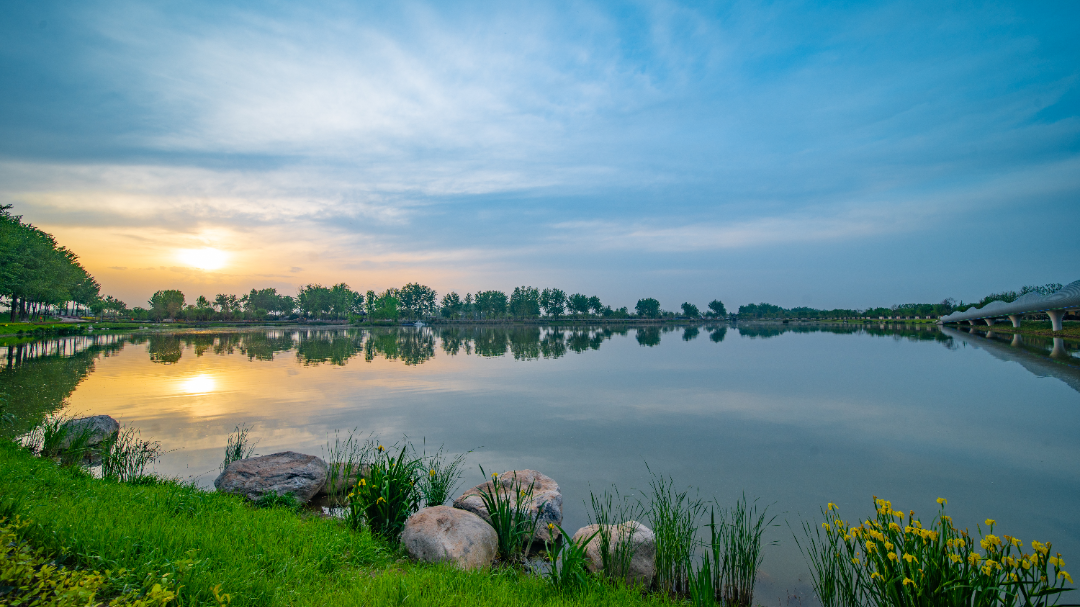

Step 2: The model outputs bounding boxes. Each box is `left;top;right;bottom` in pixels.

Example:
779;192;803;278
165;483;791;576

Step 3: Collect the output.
177;373;217;395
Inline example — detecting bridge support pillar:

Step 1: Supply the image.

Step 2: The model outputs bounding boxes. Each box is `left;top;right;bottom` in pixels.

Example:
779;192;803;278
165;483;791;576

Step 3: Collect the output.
967;320;976;326
984;318;995;326
1051;337;1067;359
1011;334;1023;347
1047;309;1065;332
1008;314;1021;328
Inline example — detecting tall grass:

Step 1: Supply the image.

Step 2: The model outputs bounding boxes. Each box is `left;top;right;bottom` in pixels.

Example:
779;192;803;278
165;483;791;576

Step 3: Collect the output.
648;473;705;596
323;429;372;508
221;424;257;471
419;444;468;507
587;486;646;584
546;523;599;591
477;466;543;562
100;427;166;483
701;495;774;607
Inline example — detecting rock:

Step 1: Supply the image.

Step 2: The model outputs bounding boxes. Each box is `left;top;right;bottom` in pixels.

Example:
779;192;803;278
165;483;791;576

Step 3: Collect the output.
401;506;498;570
59;415;119;450
214;452;328;503
317;462;370;496
571;521;656;587
453;469;562;542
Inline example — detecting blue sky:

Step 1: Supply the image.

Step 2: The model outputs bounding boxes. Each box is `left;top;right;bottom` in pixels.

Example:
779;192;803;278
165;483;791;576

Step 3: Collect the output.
1;0;1078;311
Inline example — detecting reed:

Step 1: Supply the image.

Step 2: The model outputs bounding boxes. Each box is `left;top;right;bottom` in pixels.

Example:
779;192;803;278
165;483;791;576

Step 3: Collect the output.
100;426;165;482
703;494;774;607
221;424;257;471
647;473;704;596
323;429;372;508
419;444;468;507
587;485;646;585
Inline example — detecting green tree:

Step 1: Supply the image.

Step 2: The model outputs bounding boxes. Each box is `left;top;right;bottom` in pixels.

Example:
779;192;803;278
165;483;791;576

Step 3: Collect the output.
398;283;437;319
680;302;700;318
440;292;462;318
509;286;541;319
587;296;603;316
635;298;661;318
149;290;185;321
539;288;567;319
474;290;508;319
707;299;727;318
568;293;590;316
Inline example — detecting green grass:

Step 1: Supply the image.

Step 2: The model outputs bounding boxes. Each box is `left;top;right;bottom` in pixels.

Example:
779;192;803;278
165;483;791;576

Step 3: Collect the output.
0;442;672;607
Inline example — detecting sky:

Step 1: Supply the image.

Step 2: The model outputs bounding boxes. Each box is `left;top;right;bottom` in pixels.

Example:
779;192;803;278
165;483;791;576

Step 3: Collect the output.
1;0;1078;312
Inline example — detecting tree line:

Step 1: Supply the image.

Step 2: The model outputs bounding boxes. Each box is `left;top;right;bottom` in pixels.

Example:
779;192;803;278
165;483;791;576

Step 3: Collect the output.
131;282;730;323
0;205;113;321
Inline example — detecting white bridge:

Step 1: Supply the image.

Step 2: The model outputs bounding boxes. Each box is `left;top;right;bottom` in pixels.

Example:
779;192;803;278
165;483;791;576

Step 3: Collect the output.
939;280;1080;331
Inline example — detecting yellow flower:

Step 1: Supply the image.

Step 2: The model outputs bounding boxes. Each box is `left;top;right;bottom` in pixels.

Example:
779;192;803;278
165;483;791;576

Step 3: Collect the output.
376;496;385;504
1008;536;1022;548
1060;571;1073;583
888;552;898;561
902;577;914;586
870;572;883;580
827;502;836;511
885;541;895;551
889;522;901;532
1049;556;1064;568
937;497;947;505
985;519;995;527
822;522;831;531
903;553;917;564
949;554;963;564
866;541;877;552
851;558;860;565
359;478;366;486
1032;541;1049;555
429;469;436;477
969;554;982;565
377;444;384;452
548;523;554;531
1011;573;1019;582
1022;559;1032;570
491;472;498;480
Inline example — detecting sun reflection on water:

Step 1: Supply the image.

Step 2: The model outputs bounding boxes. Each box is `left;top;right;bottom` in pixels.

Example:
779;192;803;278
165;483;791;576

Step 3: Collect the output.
177;373;217;395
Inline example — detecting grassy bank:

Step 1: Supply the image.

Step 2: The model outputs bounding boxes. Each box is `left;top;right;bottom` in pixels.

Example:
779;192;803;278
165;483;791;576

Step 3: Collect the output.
951;320;1080;339
0;442;668;607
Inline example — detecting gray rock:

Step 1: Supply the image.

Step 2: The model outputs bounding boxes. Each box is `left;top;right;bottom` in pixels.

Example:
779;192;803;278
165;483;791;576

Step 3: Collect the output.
59;415;119;450
572;521;656;587
214;451;328;503
453;469;562;542
402;506;498;570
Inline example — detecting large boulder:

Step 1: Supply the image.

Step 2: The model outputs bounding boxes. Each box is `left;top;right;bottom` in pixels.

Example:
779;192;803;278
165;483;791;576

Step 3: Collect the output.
402;506;498;570
59;415;119;450
214;452;328;503
453;469;562;542
572;521;656;587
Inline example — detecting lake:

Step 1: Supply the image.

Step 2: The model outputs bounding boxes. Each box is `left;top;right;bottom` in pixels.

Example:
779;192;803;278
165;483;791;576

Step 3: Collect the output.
4;322;1079;605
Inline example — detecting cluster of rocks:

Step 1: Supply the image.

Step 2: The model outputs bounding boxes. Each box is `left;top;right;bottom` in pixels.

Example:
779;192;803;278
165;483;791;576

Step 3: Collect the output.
214;452;656;583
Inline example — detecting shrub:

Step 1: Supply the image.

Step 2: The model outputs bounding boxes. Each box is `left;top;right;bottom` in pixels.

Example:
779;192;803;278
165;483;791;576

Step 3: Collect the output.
797;496;1074;607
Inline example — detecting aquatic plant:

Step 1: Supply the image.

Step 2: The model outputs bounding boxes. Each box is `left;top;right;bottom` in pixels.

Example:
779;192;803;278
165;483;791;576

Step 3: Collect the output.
476;466;544;562
797;497;1074;607
546;522;599;590
587;485;646;585
648;473;705;596
101;427;164;482
323;429;372;508
346;442;422;541
221;424;257;471
419;444;468;507
700;494;775;606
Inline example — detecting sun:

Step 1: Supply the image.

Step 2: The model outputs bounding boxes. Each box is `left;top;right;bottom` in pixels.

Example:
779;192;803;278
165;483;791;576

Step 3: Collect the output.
177;247;229;271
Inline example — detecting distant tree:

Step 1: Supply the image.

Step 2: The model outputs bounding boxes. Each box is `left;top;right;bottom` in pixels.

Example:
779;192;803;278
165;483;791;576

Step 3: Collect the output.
441;291;462;318
297;284;333;319
635;298;661;318
509;286;541;319
398;283;438;319
364;290;377;317
475;290;508;319
707;300;727;318
587;296;603;316
568;293;590;316
149;290;185;321
539;288;567;319
370;289;399;321
680;302;701;318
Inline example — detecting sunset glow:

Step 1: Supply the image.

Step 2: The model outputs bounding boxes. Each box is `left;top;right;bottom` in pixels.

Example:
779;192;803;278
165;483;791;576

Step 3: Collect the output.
177;248;229;271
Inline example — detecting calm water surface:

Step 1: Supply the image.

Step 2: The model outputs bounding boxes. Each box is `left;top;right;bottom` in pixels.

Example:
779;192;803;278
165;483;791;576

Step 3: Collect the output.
4;323;1079;605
